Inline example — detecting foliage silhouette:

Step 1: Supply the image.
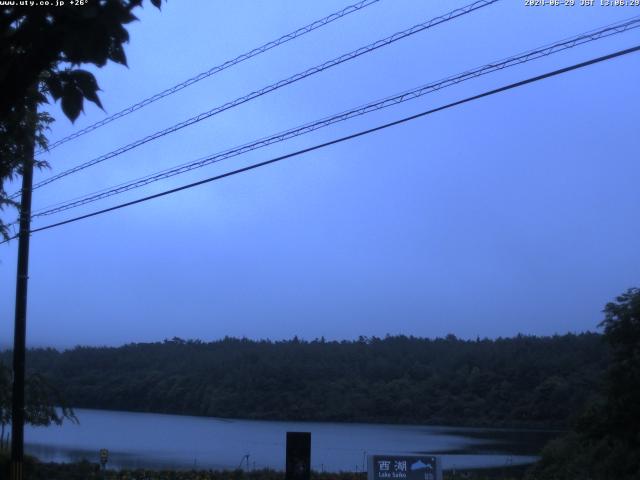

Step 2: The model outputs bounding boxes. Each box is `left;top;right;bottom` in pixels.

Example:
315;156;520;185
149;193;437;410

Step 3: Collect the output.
0;0;163;239
0;361;76;450
527;288;640;480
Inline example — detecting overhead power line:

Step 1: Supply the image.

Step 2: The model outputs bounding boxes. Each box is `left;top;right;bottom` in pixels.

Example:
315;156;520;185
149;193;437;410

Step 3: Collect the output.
17;0;498;198
28;16;640;219
3;43;634;243
37;0;383;154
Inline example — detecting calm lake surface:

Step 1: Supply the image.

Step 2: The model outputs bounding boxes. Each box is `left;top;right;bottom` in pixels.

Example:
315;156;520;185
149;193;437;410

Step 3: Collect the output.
24;409;558;472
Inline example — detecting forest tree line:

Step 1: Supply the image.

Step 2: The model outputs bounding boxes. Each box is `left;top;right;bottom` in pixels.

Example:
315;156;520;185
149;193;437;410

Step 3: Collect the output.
0;333;607;428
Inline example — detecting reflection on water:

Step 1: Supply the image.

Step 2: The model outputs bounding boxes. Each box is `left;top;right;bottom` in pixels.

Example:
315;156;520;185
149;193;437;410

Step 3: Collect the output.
24;409;557;472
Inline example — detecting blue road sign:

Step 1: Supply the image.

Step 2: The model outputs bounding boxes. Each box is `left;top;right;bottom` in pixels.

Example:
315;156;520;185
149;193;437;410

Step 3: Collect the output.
368;455;442;480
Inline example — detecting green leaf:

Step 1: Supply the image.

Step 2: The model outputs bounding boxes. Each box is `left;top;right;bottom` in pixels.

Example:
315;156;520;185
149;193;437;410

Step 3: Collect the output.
44;75;64;100
35;90;49;104
60;82;83;123
70;69;103;110
108;41;127;66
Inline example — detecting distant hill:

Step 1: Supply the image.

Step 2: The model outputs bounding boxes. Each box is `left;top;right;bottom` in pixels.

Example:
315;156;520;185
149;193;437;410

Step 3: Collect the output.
1;333;607;428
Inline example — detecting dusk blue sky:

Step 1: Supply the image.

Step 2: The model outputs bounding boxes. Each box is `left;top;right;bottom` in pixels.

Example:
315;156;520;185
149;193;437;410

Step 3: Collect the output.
1;0;639;348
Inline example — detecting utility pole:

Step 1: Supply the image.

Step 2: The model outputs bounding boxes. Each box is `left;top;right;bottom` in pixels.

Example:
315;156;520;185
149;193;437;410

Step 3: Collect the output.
10;94;36;480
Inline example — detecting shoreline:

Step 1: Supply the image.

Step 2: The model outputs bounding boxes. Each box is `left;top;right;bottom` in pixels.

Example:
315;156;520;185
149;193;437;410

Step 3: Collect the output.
58;406;568;432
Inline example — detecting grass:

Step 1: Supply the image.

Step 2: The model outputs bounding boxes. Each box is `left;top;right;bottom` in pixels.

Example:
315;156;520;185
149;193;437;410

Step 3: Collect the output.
0;453;528;480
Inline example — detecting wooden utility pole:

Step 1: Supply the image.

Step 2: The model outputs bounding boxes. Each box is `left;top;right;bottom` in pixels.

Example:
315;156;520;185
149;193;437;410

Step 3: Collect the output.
10;96;36;480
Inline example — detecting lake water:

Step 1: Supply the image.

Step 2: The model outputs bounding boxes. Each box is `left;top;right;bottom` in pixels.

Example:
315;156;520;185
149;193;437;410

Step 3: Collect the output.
23;409;558;472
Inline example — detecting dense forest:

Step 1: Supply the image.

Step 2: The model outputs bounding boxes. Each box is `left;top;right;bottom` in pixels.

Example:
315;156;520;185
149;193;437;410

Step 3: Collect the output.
527;288;640;480
1;333;607;428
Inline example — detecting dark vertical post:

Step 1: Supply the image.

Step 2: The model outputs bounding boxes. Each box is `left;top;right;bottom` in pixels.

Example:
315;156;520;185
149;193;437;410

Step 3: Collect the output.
285;432;311;480
10;99;36;480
